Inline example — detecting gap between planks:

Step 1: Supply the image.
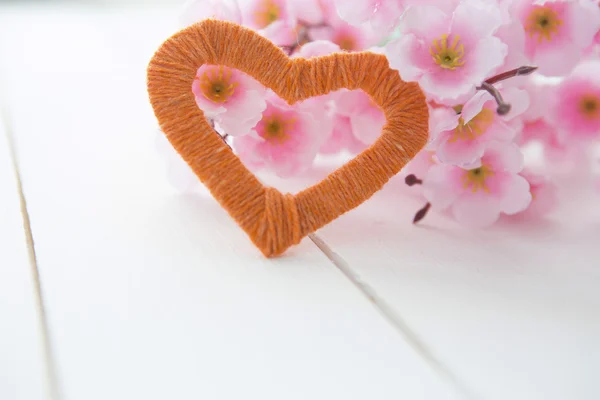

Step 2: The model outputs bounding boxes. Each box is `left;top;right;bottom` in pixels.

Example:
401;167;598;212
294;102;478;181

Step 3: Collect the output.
1;105;62;400
309;232;477;400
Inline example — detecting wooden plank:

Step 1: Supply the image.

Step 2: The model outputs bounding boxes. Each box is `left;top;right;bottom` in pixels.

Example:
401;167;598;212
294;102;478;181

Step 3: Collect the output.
0;6;458;400
0;112;48;398
316;172;600;400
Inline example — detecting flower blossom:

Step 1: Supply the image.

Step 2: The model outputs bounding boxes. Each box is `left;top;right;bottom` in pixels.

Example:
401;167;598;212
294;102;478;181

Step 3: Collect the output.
423;141;531;227
333;0;404;32
240;0;297;46
431;87;530;166
509;0;600;76
518;79;572;161
550;59;600;141
307;0;378;51
232;94;324;177
517;169;558;218
192;65;267;137
385;0;507;103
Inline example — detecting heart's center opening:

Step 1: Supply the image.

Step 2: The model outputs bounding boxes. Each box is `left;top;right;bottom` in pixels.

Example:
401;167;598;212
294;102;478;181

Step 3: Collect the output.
192;65;386;194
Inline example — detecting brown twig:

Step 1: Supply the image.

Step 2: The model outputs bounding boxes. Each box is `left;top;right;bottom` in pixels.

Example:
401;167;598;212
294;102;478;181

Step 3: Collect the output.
477;82;511;115
477;66;538;116
413;203;431;224
405;174;423;186
485;66;538;85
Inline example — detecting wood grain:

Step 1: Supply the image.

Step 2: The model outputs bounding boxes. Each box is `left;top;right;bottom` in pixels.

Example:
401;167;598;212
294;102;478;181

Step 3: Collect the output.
0;109;48;399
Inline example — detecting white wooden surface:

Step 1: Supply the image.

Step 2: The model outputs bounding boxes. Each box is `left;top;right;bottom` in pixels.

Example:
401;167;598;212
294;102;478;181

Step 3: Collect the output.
0;3;598;400
317;175;600;400
0;111;47;398
0;6;458;400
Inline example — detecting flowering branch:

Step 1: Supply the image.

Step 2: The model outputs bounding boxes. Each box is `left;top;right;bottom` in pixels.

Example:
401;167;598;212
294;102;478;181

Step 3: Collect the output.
177;0;599;232
485;66;538;85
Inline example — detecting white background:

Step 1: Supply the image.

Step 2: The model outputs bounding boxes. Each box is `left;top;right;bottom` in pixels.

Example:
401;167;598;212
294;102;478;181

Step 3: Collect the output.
0;2;598;400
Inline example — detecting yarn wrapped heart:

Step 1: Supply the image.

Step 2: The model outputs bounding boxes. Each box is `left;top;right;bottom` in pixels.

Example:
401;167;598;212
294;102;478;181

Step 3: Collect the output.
147;19;428;257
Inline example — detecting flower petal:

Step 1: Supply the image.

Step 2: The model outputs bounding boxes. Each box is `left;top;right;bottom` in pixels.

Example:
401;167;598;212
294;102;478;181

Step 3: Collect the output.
499;173;532;215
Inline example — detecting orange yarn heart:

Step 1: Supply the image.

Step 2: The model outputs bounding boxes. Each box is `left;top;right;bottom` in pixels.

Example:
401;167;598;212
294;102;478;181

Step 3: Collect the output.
147;19;429;257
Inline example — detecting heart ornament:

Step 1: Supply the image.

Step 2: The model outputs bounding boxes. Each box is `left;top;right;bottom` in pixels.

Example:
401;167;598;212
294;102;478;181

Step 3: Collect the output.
147;19;429;257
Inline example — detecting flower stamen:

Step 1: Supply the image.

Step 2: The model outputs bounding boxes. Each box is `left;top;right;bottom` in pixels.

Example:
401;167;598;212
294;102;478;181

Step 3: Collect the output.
260;113;296;145
462;165;495;193
253;0;280;28
449;108;495;142
579;95;600;119
525;6;563;43
430;34;466;70
198;66;238;104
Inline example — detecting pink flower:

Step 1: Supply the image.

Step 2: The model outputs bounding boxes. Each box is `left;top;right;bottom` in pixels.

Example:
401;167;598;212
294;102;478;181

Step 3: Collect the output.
232;94;324;177
516;170;558;217
510;0;600;76
333;0;403;32
240;0;296;46
550;60;600;141
431;87;530;166
309;23;372;52
180;0;241;25
192;65;267;137
308;1;378;51
334;89;386;146
494;14;530;86
516;79;576;161
385;0;507;103
423;141;532;227
403;149;438;179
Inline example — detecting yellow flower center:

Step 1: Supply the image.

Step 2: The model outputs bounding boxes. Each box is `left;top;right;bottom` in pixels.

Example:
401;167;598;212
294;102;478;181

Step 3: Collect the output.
198;66;238;104
525;6;563;43
253;0;280;28
448;108;495;142
335;35;357;51
430;34;465;70
260;113;295;145
462;165;495;193
579;94;600;119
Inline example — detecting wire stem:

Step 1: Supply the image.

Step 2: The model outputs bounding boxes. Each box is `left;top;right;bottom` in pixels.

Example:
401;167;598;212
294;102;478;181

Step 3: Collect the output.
477;82;511;115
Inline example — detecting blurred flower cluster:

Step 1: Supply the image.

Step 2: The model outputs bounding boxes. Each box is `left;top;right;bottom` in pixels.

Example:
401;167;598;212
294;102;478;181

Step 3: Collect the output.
169;0;600;228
